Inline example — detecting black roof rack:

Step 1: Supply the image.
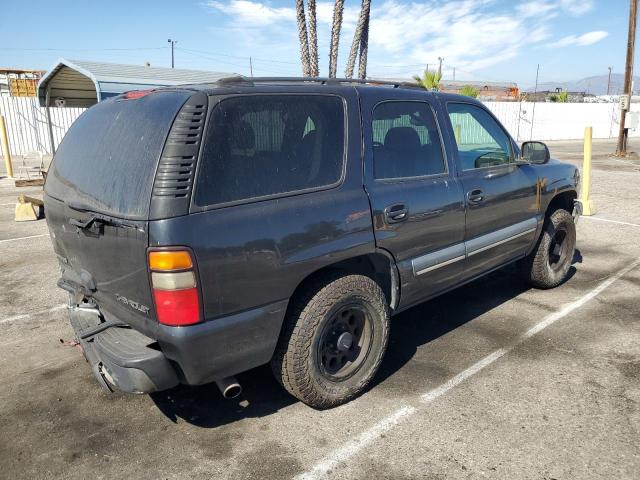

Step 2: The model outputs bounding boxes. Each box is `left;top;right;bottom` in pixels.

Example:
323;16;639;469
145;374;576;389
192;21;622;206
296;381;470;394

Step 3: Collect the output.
215;76;423;90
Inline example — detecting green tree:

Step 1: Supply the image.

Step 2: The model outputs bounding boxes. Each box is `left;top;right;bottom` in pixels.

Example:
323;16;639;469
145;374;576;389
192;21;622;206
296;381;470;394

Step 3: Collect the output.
460;85;479;98
557;90;569;103
413;69;442;91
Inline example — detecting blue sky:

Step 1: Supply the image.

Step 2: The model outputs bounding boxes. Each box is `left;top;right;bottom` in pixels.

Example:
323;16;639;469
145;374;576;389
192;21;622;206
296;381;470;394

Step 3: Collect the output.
0;0;631;87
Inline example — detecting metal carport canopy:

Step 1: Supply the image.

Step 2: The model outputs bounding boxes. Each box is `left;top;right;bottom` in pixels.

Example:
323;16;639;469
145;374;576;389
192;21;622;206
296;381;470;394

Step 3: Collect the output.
37;58;234;108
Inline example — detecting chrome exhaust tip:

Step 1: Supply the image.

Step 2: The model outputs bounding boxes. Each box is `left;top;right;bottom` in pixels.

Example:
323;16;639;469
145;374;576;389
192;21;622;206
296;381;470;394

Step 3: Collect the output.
215;376;242;399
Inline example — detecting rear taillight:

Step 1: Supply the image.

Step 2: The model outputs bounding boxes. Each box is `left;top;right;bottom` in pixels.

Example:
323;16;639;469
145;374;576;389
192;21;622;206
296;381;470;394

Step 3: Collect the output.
149;250;201;326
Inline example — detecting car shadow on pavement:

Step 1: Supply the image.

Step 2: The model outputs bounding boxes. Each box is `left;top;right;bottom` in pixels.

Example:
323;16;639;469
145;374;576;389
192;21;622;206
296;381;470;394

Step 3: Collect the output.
151;251;581;428
150;363;295;428
374;252;580;389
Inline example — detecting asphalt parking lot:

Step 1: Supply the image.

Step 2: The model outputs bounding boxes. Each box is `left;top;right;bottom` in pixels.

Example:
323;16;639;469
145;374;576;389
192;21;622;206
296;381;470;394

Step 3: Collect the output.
1;138;639;479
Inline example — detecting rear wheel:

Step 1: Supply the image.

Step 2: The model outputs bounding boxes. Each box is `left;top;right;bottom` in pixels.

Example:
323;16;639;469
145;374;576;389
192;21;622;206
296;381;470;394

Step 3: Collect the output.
522;208;576;289
271;274;389;409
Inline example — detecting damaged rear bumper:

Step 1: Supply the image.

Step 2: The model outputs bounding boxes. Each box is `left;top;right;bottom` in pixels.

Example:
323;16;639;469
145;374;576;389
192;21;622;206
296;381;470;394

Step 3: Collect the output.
67;298;288;394
69;306;179;394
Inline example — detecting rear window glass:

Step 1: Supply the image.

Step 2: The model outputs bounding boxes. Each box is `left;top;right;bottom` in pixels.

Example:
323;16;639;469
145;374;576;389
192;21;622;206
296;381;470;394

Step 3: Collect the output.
45;91;189;218
372;101;446;179
194;95;345;207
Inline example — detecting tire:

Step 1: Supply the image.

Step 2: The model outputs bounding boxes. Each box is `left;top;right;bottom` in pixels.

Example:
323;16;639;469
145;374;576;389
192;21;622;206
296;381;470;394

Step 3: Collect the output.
271;274;390;409
522;208;576;289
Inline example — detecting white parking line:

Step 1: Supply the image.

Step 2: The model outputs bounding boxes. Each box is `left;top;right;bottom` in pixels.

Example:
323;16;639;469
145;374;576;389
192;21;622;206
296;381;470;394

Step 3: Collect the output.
0;304;66;325
0;233;49;244
581;216;640;228
297;258;640;480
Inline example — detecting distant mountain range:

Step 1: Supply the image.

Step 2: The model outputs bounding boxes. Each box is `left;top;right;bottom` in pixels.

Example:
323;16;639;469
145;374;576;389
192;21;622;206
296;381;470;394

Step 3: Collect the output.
525;73;640;95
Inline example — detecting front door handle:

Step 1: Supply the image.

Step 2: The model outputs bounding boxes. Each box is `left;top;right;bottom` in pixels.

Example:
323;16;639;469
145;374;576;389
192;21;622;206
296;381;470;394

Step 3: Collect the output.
384;204;408;224
467;189;484;204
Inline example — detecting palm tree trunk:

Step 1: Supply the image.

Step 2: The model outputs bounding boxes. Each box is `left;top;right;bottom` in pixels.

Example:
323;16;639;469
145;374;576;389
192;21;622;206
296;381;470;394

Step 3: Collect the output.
295;0;311;76
307;0;319;77
345;0;370;78
357;0;371;79
328;0;345;78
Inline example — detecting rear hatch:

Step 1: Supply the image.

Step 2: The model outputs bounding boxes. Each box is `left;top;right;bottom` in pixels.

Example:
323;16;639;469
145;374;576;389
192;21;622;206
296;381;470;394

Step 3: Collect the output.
44;89;196;337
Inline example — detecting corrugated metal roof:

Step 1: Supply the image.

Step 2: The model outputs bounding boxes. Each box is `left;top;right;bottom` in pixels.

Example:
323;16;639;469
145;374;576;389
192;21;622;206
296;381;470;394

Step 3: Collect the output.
37;58;235;107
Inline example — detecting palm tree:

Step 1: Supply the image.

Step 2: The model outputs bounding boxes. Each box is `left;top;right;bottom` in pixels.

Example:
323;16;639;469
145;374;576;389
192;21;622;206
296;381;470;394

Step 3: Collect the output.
295;0;311;76
460;85;479;98
357;0;371;79
413;70;442;91
307;0;319;77
328;0;345;78
345;0;371;78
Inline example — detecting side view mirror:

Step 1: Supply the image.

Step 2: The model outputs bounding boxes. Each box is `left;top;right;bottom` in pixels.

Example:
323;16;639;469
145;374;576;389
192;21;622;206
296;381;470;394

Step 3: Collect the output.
521;141;550;164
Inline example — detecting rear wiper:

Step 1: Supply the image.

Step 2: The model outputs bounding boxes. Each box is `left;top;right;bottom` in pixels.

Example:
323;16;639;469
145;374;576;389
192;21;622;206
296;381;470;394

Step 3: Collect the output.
67;202;137;229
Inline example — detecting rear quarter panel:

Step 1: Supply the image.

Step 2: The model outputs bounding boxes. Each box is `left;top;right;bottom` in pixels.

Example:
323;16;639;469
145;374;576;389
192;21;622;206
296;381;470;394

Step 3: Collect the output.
148;88;375;321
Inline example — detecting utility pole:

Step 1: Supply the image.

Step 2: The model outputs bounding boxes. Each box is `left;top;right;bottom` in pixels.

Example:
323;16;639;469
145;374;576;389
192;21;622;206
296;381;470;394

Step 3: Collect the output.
167;39;177;68
438;57;444;77
607;66;613;95
617;0;638;156
249;57;254;77
453;67;456;81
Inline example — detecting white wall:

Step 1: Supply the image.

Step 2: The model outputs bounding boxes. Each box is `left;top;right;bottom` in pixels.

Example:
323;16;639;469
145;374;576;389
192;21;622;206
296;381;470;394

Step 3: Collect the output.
484;101;637;142
0;96;636;157
0;96;84;156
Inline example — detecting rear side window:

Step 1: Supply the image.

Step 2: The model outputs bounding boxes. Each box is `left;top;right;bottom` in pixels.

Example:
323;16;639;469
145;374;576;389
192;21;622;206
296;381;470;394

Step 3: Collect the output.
194;95;345;207
45;91;190;219
372;101;446;180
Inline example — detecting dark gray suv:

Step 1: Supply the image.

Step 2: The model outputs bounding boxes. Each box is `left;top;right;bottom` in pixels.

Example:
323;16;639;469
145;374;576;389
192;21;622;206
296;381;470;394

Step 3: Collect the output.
44;77;580;408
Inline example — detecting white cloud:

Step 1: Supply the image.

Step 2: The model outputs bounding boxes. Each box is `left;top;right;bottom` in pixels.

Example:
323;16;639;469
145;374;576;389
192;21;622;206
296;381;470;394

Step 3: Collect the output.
204;0;602;79
206;1;295;26
517;0;594;18
364;1;551;73
517;1;558;18
558;0;595;16
548;30;609;47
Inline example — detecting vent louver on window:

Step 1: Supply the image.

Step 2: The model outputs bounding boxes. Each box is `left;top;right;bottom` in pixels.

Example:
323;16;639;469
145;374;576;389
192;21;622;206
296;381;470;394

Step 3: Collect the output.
149;92;208;219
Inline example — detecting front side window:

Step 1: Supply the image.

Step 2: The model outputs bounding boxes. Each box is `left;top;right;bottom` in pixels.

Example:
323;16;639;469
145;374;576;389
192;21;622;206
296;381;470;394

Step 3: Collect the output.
372;101;446;180
447;103;513;170
195;95;345;206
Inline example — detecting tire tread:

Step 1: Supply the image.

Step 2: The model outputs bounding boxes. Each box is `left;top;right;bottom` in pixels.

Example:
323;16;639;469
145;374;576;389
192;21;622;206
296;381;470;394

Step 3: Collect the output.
271;273;389;408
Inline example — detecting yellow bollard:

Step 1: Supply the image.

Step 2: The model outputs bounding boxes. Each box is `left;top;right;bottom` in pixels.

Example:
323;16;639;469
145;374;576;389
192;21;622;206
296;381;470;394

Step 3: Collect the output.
0;115;14;178
581;126;595;216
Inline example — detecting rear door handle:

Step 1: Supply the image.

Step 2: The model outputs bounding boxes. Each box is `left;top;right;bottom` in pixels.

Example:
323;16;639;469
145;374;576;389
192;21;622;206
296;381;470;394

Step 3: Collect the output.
384;204;408;224
467;189;484;204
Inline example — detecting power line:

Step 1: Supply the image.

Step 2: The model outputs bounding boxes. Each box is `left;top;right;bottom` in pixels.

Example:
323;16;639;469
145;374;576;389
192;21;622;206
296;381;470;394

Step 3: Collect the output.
177;47;300;65
176;49;249;69
0;46;168;51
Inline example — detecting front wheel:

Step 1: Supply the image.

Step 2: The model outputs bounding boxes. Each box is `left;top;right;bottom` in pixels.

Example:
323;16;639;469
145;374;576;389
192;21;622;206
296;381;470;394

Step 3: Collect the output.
522;208;576;289
271;274;390;409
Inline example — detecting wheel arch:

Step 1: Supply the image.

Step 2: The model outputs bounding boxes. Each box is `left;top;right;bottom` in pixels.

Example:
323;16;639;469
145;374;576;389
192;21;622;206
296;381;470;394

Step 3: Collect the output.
286;251;400;316
545;189;577;217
